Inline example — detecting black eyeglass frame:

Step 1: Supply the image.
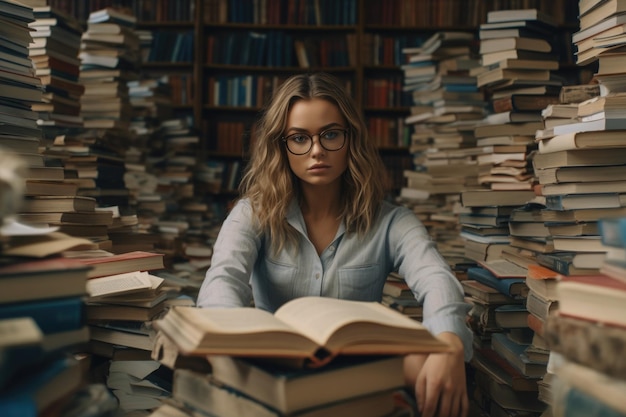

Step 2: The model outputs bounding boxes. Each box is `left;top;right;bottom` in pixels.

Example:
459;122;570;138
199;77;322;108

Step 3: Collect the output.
282;128;349;155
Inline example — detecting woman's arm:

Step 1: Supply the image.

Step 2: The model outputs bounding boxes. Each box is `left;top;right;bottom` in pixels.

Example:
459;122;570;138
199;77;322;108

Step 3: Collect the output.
404;332;468;417
388;207;472;417
196;199;261;308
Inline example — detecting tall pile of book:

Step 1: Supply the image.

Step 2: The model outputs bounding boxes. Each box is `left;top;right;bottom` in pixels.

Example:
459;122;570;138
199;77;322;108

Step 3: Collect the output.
400;31;484;269
0;0;45;174
28;5;84;130
544;216;626;417
457;8;564;307
575;0;626;95
0;3;114;404
532;91;626;278
472;8;562;194
79;7;140;130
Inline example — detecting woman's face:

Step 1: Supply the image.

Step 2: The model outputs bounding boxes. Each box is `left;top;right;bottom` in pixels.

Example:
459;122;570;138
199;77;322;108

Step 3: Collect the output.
284;98;349;188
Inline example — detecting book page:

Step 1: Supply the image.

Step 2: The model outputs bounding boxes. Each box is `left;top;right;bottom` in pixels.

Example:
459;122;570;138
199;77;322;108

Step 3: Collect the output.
176;307;299;334
479;259;527;278
274;296;427;346
0;317;43;348
87;270;153;298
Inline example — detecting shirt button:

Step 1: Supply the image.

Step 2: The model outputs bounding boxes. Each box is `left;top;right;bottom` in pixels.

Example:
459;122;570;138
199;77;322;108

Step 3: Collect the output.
329;246;335;252
315;273;320;279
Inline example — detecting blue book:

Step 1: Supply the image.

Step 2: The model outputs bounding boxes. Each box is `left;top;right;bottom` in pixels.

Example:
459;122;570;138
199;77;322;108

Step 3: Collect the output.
0;356;83;417
558;383;626;417
536;252;598;275
491;332;546;378
598;216;626;248
0;317;43;390
0;296;84;334
467;267;527;299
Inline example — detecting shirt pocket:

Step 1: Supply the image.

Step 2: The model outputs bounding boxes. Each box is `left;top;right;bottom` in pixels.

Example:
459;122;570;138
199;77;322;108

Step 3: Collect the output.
337;264;383;301
260;258;299;309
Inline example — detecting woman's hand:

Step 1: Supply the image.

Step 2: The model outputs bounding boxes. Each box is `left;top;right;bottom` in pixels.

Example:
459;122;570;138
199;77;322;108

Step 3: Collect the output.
404;332;468;417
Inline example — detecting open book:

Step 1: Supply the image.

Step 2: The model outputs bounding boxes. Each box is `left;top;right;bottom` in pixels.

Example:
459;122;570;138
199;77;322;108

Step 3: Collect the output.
154;296;449;367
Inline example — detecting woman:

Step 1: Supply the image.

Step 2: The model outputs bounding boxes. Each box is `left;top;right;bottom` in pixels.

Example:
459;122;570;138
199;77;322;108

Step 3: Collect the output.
197;72;472;417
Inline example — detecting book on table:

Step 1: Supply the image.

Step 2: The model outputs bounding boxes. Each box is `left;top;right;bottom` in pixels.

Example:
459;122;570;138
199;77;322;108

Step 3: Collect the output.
172;367;397;417
154;296;450;367
206;354;405;415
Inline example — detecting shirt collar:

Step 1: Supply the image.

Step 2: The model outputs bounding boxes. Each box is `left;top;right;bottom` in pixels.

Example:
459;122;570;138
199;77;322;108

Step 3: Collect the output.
286;198;346;239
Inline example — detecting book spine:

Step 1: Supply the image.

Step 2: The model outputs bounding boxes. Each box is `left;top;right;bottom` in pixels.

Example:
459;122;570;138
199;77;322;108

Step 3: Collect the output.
536;253;575;276
0;297;84;334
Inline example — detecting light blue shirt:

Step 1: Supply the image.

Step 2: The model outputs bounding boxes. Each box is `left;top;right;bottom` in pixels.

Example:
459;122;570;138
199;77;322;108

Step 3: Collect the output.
197;198;473;361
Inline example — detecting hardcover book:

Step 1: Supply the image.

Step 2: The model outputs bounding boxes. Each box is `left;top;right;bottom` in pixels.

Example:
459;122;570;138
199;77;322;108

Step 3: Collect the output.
207;354;404;414
154;296;449;367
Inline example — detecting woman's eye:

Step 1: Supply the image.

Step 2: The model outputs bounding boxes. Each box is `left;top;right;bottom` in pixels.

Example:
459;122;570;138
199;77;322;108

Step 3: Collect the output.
322;130;338;140
291;135;308;143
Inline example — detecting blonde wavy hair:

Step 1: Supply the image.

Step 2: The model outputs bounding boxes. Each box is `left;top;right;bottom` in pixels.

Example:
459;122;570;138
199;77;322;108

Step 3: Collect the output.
239;72;387;255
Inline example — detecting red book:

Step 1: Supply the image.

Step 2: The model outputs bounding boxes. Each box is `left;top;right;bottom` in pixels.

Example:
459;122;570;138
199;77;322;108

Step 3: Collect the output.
0;257;90;303
76;251;165;278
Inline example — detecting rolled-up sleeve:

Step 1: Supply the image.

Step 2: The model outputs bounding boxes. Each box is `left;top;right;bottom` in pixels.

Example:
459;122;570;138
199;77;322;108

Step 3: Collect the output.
196;199;260;308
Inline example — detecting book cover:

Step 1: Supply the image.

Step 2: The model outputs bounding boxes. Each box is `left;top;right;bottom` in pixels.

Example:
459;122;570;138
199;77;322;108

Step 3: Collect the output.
494;304;529;329
546;313;626;381
0;257;90;304
491;332;547;378
0;317;44;390
76;250;165;278
466;266;528;299
0;356;84;416
174;368;396;417
0;296;83;334
557;273;626;328
207;354;404;414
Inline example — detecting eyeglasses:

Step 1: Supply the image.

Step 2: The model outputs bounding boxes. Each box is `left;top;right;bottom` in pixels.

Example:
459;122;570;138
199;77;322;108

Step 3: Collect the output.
282;128;348;155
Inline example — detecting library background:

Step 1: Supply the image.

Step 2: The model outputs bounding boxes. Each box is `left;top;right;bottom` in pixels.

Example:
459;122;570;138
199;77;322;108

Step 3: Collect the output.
1;0;626;416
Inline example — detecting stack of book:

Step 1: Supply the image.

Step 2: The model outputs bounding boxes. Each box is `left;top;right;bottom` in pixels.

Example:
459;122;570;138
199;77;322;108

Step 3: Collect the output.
381;272;423;321
79;7;140;130
400;31;485;268
472;8;564;193
0;213;101;415
475;8;562;94
544;215;626;417
575;0;626;95
151;296;452;417
462;265;549;417
85;270;180;412
0;0;44;173
524;264;560;408
532;92;626;277
28;5;84;129
458;187;535;275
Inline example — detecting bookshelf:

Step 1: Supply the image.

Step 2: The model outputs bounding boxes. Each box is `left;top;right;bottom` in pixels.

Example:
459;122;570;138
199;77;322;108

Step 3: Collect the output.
49;0;582;197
